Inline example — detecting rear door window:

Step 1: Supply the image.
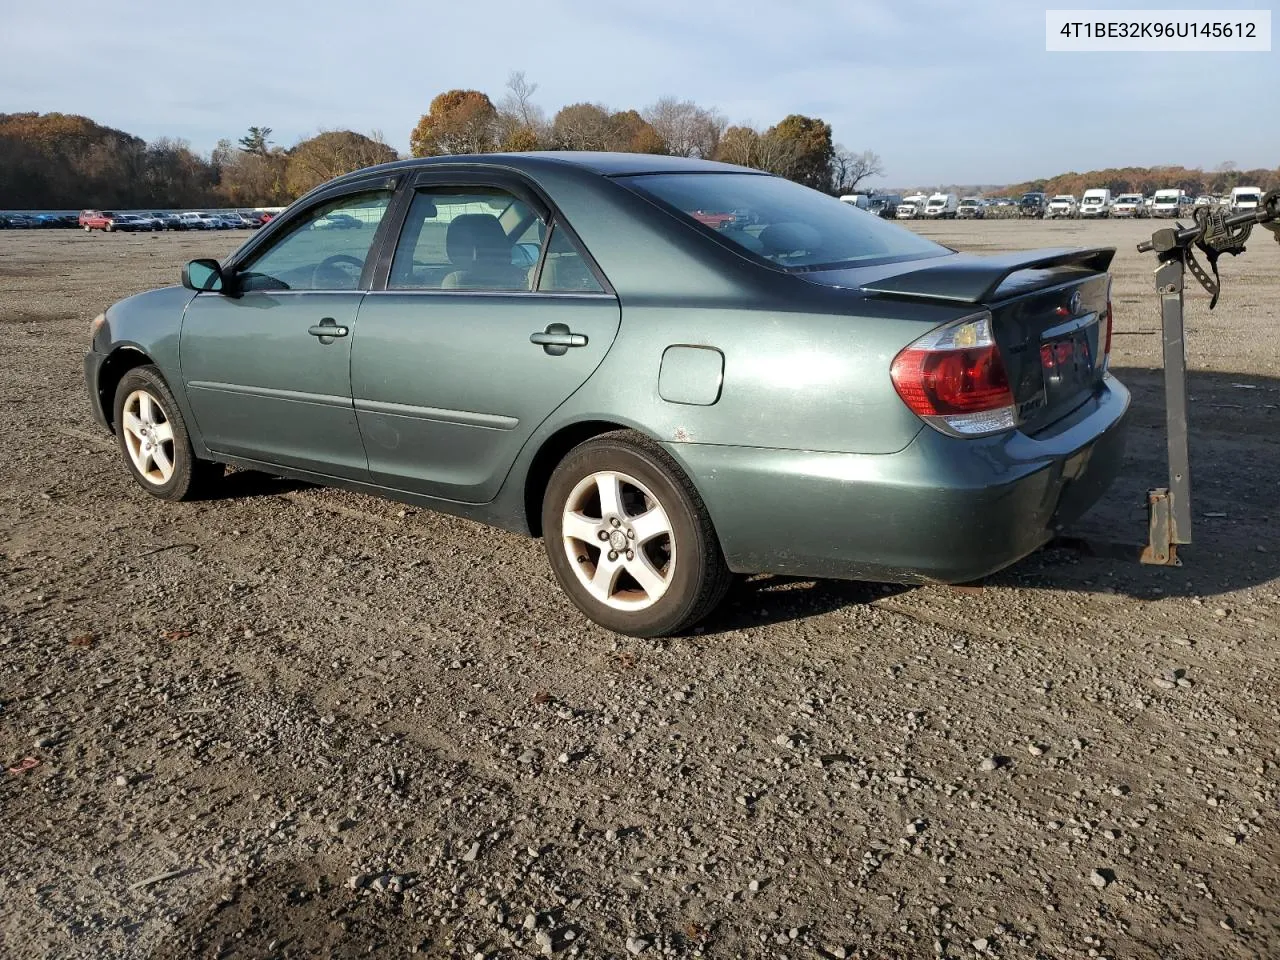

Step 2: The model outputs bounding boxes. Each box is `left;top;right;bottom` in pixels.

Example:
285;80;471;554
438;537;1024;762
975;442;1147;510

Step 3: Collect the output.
389;188;544;291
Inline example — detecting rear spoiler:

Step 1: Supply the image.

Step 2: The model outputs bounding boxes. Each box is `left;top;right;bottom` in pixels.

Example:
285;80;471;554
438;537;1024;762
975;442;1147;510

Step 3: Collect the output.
861;247;1115;304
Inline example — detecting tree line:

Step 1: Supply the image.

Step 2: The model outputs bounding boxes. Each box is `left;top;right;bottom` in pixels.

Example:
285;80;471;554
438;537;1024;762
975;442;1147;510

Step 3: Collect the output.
998;162;1280;199
405;72;883;195
0;112;398;209
0;77;883;209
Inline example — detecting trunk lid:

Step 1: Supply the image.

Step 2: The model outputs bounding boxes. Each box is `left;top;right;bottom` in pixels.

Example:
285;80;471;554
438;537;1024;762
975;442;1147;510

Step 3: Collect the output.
987;266;1110;433
810;247;1115;434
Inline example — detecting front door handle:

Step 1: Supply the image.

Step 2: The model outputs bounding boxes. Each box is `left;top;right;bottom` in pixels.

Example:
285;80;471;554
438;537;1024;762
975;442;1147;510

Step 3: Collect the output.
309;317;349;344
530;322;587;356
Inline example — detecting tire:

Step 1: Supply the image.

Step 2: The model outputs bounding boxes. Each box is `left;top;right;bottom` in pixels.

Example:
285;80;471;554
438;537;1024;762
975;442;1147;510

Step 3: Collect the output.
542;430;732;637
113;365;223;501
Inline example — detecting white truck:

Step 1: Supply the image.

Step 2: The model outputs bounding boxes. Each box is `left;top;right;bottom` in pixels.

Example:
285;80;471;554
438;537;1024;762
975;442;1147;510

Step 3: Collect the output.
1079;189;1112;218
1230;186;1262;212
1046;195;1079;219
896;193;929;219
923;193;959;219
1111;194;1146;218
1152;189;1191;218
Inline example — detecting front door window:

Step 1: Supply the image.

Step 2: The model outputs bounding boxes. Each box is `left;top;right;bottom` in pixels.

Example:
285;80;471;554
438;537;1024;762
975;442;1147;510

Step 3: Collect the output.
237;190;393;292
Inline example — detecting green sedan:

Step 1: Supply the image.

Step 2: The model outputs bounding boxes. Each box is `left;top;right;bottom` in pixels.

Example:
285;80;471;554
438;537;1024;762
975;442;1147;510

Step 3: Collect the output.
84;153;1130;636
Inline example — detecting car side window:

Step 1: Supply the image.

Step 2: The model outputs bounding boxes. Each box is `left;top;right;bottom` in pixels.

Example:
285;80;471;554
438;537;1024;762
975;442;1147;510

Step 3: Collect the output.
389;188;543;291
236;190;392;293
537;224;604;294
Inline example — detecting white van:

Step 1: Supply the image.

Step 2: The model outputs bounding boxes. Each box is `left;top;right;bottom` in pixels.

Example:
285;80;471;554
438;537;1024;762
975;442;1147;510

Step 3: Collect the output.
896;193;929;219
1079;189;1112;218
923;193;959;218
839;194;871;210
1230;186;1262;212
1153;189;1194;218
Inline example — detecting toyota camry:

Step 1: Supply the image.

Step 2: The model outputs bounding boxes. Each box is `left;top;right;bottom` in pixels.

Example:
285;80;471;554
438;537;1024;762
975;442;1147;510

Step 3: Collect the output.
84;152;1129;636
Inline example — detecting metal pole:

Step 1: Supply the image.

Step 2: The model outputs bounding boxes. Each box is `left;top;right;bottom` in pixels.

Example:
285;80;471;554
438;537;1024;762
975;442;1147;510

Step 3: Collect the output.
1141;254;1192;565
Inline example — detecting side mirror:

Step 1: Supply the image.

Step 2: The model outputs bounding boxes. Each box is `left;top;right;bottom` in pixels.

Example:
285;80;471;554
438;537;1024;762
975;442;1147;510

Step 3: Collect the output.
183;258;224;292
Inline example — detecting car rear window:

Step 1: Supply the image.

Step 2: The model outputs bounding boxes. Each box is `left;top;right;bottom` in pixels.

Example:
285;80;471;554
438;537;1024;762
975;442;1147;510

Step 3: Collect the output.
619;172;948;271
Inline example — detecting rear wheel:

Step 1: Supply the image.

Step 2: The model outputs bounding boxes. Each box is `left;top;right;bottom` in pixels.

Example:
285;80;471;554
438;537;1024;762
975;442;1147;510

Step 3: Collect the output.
113;366;222;501
542;431;731;637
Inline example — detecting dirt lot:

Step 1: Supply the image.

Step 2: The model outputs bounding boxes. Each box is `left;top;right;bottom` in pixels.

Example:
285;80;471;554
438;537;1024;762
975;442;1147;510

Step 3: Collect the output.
1;219;1277;960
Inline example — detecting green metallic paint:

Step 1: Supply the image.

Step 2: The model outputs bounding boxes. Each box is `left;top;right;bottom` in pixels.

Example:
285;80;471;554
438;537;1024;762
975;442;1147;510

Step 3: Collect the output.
658;346;724;406
180;290;370;480
84;153;1132;587
350;291;621;502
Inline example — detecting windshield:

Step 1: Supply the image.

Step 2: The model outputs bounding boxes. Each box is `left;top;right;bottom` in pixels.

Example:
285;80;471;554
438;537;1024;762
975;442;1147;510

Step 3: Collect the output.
1237;192;1260;201
622;172;948;271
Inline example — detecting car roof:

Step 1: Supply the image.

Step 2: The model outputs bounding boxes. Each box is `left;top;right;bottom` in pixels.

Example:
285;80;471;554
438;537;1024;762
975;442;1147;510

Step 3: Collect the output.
325;151;762;189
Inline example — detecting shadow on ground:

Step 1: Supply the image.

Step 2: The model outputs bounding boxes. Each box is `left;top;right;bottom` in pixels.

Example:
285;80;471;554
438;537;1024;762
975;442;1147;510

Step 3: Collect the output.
146;860;440;960
702;366;1280;630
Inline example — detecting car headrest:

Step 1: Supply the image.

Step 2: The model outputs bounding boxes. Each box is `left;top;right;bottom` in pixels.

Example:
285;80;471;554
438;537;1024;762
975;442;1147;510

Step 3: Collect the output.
758;222;821;256
445;214;509;266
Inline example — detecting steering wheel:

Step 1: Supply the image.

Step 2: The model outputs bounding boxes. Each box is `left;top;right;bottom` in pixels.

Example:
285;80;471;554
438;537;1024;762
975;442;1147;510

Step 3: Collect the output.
312;254;365;289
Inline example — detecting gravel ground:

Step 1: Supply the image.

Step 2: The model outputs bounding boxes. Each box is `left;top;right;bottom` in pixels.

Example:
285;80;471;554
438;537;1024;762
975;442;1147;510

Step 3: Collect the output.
1;220;1277;960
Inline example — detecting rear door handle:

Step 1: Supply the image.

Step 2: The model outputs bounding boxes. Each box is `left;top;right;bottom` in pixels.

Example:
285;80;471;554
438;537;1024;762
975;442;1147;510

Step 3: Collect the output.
530;322;587;356
309;317;348;343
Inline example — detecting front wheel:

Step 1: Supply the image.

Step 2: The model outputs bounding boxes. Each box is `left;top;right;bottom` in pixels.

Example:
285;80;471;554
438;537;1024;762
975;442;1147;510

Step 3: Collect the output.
542;431;732;637
113;365;223;501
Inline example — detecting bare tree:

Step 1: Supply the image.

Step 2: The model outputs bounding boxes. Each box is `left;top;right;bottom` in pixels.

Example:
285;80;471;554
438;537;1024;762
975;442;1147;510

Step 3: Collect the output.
501;71;545;131
644;97;725;158
497;71;547;150
830;148;885;194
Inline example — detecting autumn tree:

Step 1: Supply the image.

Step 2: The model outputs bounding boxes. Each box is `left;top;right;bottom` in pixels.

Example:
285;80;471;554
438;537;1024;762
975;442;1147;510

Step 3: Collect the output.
762;114;834;190
549;103;615;151
608;110;666;153
644;97;724;158
410;90;498;156
285;130;398;196
217;143;289;206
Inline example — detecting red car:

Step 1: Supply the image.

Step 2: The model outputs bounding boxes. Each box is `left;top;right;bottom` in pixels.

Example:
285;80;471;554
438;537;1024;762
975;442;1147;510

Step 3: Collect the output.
691;210;736;229
79;210;119;232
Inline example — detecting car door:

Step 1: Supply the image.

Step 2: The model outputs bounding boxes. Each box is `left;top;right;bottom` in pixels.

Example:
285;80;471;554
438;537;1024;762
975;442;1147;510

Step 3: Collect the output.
180;180;398;479
350;174;621;503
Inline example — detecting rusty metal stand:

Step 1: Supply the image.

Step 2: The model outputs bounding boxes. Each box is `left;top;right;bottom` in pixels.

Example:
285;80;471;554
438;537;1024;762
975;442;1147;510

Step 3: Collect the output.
1140;254;1192;565
1136;191;1279;566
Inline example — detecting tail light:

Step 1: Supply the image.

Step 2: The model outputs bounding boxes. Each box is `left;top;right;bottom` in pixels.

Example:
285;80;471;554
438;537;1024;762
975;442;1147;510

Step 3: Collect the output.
890;311;1017;437
1102;279;1113;371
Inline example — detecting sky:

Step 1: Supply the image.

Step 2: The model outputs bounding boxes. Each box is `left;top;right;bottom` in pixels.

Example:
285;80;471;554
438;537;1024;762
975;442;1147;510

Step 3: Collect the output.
2;0;1276;188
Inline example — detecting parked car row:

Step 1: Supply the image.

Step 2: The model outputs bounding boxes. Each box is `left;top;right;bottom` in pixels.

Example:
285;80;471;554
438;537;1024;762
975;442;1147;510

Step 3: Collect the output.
877;186;1267;222
1013;186;1263;219
76;209;275;232
0;212;79;228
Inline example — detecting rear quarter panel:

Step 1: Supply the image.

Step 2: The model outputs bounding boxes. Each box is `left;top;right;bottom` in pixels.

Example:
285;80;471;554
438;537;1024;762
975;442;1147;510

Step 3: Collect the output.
545;290;960;456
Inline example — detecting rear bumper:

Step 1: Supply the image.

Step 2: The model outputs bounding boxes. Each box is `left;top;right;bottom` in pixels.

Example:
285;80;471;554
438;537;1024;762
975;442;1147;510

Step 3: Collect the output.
665;374;1131;585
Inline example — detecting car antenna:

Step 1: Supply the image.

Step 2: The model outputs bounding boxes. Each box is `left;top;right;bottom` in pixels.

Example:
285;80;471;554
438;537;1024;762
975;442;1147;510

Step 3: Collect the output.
1134;190;1280;566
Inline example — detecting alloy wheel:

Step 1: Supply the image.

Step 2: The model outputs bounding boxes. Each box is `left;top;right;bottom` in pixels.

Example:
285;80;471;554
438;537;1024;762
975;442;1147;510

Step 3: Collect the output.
561;470;675;611
121;389;176;485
